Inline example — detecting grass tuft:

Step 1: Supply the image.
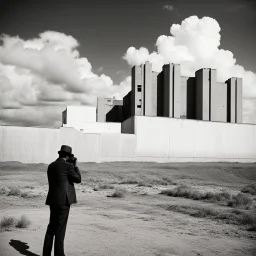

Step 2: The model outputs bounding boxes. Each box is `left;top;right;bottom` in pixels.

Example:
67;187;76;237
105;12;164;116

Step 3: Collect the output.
15;215;31;228
0;216;16;229
0;187;8;195
241;184;256;195
166;204;256;230
109;188;126;198
228;193;254;209
7;188;21;196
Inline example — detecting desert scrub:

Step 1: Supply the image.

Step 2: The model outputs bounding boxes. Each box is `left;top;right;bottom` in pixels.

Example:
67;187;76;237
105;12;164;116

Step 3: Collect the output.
16;215;31;228
241;184;256;195
98;184;114;190
0;216;16;229
109;188;126;198
160;185;233;204
166;205;256;231
228;193;254;209
7;187;21;196
0;187;8;195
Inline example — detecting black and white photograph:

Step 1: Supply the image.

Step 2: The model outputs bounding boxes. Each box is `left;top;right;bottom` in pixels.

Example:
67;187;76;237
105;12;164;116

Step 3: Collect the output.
0;0;256;255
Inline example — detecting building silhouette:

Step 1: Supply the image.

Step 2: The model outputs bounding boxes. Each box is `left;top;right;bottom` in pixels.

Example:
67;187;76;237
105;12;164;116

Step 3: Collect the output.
97;62;242;124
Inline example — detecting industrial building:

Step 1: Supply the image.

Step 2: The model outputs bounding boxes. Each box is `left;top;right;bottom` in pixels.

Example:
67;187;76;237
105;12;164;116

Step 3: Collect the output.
102;62;242;124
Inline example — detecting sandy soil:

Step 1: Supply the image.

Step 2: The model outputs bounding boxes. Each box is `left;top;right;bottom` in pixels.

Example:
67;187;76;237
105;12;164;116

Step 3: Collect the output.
0;162;256;256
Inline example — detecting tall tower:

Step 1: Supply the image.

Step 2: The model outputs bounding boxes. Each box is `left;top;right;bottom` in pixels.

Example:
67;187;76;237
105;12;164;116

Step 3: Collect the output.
162;63;181;118
131;65;144;116
226;77;242;123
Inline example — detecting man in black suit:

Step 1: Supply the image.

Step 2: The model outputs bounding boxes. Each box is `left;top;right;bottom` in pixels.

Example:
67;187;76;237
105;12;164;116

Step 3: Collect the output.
43;145;81;256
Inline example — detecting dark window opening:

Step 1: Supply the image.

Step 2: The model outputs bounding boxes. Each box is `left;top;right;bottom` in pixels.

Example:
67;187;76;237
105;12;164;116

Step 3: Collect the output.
137;105;141;108
137;85;141;92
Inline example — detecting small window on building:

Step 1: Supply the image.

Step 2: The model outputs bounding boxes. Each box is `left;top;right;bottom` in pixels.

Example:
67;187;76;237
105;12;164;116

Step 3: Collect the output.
107;99;111;102
137;105;141;108
137;85;141;92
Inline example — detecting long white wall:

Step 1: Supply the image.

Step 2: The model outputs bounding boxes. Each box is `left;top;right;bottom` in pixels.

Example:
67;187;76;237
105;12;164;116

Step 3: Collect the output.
134;116;256;162
1;116;256;163
0;126;136;163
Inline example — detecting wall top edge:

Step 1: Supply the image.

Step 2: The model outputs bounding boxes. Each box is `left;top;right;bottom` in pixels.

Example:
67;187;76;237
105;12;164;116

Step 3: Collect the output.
134;115;255;126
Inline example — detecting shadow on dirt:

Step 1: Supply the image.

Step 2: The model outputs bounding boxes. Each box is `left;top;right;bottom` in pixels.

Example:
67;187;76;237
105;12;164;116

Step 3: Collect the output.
9;239;39;256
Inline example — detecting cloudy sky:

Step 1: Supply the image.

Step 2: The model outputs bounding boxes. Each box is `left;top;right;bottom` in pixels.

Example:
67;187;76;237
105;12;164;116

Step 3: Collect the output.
0;0;256;127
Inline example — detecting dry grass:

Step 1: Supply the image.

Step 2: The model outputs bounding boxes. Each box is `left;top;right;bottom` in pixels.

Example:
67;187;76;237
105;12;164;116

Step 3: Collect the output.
166;204;256;231
0;216;16;229
228;193;254;209
160;185;254;209
7;188;21;196
15;215;31;228
0;215;31;230
241;184;256;195
109;188;126;198
0;187;8;195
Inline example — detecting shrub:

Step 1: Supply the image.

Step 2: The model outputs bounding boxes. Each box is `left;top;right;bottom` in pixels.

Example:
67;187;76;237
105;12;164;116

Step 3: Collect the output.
228;193;254;209
241;184;256;195
0;187;8;195
0;216;16;229
7;188;21;196
137;181;152;187
98;184;114;190
166;204;256;230
16;215;31;228
119;176;139;184
109;189;126;198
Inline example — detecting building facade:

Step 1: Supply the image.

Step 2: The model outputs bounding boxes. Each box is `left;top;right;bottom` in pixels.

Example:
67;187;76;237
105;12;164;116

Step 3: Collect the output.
97;62;243;124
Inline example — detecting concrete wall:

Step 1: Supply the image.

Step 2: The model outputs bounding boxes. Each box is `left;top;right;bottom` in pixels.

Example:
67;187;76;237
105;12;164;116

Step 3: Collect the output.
63;122;121;133
1;117;256;163
211;82;227;122
0;126;135;163
121;116;135;134
66;106;96;125
134;116;256;162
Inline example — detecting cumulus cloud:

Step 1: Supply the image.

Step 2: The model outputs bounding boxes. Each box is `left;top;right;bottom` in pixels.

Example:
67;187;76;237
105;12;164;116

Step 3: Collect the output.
123;15;256;124
0;32;130;127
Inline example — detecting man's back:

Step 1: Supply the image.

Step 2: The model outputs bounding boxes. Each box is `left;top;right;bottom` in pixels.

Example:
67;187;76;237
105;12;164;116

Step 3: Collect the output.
46;158;81;206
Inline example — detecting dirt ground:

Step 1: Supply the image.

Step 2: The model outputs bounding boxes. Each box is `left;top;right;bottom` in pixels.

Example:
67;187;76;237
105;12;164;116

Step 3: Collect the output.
0;161;256;256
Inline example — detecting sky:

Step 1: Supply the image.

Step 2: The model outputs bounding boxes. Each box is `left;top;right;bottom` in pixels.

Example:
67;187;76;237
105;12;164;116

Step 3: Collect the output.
0;0;256;127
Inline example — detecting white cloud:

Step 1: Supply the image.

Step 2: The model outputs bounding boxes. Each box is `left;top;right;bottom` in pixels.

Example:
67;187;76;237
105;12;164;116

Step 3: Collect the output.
0;32;130;127
163;5;174;12
123;15;256;124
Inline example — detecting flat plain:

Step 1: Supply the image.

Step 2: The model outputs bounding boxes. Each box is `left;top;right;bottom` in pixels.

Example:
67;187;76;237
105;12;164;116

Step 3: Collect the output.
0;161;256;256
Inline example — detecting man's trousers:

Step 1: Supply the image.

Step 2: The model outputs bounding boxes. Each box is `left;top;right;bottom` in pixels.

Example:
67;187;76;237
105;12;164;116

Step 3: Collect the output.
43;204;70;256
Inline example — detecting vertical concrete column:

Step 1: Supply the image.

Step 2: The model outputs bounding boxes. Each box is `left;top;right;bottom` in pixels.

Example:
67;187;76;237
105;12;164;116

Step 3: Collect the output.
131;65;143;116
144;62;152;116
173;64;181;118
209;69;217;121
195;69;210;121
226;77;243;123
97;98;106;122
226;78;236;123
163;64;173;117
236;78;242;123
151;71;158;116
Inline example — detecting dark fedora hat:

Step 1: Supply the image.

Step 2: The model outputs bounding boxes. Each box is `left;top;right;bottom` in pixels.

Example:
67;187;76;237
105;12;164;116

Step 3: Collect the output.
58;145;72;156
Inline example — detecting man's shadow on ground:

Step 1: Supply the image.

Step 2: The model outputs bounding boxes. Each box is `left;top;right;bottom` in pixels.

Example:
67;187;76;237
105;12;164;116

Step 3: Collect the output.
9;239;39;256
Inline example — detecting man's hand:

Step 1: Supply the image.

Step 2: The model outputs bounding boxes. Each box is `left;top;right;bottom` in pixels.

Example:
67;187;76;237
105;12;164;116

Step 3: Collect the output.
67;164;81;183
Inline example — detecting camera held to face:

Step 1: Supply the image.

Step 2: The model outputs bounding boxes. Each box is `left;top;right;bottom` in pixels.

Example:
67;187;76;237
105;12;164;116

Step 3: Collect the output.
67;154;77;166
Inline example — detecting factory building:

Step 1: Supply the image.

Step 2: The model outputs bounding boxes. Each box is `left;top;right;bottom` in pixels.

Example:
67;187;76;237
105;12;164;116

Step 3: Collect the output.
97;62;243;124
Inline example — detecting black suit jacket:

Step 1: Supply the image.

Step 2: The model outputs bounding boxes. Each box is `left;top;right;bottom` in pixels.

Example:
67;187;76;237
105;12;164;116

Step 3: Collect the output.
45;158;81;206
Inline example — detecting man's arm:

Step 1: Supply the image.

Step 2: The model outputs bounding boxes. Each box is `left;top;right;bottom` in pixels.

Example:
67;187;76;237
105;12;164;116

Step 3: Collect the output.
67;165;81;183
